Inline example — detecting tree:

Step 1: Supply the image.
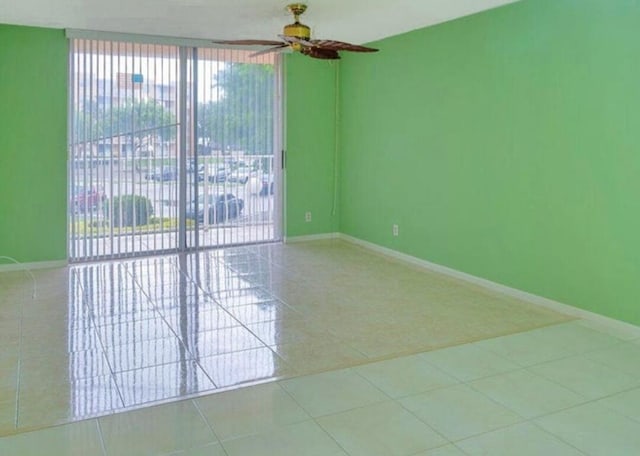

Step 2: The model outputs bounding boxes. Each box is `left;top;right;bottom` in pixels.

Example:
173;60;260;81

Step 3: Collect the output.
99;100;177;154
198;63;275;155
72;100;102;146
72;99;177;156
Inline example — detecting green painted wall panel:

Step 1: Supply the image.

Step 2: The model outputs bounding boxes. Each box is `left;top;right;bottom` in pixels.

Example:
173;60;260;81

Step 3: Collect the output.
0;25;68;264
285;53;339;237
340;0;640;325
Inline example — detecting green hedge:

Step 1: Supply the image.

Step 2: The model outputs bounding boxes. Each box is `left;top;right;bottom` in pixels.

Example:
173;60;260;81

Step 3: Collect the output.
106;195;154;227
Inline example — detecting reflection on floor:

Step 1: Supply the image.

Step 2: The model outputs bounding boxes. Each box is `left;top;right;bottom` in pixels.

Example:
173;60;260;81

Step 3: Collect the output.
1;240;573;438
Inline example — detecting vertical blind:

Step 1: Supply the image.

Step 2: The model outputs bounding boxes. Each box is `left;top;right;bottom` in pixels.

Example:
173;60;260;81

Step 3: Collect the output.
68;38;282;262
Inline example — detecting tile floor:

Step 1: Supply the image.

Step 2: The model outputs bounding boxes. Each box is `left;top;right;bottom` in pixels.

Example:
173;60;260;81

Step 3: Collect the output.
2;240;639;454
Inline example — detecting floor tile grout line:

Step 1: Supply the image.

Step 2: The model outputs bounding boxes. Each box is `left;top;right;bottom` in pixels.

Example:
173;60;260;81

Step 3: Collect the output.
312;396;457;456
267;378;355;456
523;357;640;403
405;444;469;456
391;390;459;448
444;377;639;450
237;318;289;355
351;357;463;400
309;415;354;456
418;351;522;385
449;441;474;456
527;420;590;456
423;327;633;387
403;354;640;430
463;375;583;423
277;367;394;419
94;419;108;456
191;399;229;455
594;390;640;425
342;348;640;449
518;363;605;401
471;321;631;367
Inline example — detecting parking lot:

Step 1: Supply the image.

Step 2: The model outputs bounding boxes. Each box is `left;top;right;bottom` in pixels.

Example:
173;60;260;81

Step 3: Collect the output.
70;160;278;258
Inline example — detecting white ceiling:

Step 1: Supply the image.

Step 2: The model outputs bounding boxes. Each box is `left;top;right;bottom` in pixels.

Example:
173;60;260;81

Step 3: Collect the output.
0;0;518;45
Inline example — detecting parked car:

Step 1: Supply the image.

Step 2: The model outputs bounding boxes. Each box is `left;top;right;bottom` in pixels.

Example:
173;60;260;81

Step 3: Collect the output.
145;166;177;181
186;193;244;223
187;160;203;173
226;161;253;184
209;168;228;183
226;170;250;184
198;165;227;183
248;174;274;195
71;185;105;212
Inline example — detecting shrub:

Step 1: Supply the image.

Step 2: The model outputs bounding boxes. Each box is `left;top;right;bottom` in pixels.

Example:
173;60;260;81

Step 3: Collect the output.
106;195;154;227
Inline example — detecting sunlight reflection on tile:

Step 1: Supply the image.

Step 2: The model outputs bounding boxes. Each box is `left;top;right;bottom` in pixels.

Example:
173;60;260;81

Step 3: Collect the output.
196;347;293;388
115;360;215;406
96;320;177;347
161;307;241;333
213;288;276;308
225;301;303;325
185;327;266;358
104;337;195;373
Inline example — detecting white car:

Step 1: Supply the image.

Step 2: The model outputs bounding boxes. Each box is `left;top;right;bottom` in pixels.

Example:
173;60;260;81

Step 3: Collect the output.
226;164;252;184
247;174;274;195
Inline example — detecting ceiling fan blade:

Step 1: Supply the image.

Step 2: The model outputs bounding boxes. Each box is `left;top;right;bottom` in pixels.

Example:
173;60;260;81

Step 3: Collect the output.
278;34;314;47
250;44;289;58
301;47;340;60
213;39;285;46
310;39;378;53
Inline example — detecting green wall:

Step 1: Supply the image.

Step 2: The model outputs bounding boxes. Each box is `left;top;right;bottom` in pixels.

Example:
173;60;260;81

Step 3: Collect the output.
339;0;640;325
0;25;68;264
285;53;339;237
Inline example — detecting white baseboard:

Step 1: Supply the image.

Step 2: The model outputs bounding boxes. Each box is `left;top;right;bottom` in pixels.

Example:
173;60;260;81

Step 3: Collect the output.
338;233;640;338
284;233;339;243
0;259;67;273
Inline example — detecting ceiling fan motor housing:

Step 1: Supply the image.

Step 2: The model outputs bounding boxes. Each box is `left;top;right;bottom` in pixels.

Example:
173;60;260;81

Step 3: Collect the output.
283;22;311;50
285;3;310;51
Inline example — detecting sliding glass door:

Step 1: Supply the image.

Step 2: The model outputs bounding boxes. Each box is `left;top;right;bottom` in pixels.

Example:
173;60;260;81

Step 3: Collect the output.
187;48;281;250
68;38;282;261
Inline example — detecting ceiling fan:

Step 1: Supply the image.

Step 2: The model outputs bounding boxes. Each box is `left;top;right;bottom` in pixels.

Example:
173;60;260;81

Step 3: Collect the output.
213;3;379;60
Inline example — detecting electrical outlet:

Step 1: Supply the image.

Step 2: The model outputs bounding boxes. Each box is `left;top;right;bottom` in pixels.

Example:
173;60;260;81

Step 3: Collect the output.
305;211;312;222
392;224;399;236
